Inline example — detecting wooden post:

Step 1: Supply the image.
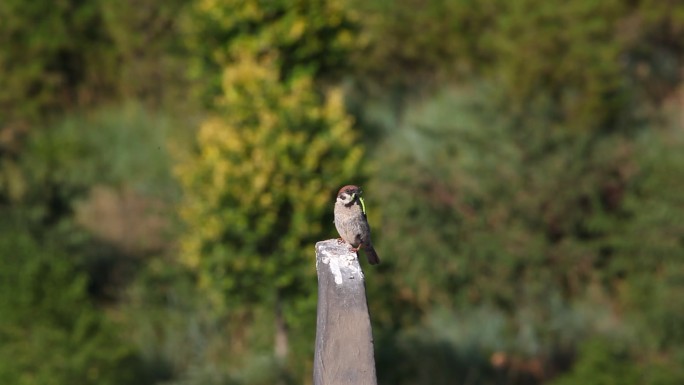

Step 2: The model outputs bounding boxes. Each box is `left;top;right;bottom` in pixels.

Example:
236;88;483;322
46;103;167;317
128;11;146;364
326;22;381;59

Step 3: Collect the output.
313;239;378;385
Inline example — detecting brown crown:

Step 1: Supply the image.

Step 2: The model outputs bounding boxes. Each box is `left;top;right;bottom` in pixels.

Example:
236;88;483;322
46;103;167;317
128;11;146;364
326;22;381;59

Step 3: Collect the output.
337;185;361;196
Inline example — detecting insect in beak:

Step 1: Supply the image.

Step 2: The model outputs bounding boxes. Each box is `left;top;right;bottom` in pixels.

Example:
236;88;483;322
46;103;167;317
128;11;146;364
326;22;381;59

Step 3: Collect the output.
358;196;366;215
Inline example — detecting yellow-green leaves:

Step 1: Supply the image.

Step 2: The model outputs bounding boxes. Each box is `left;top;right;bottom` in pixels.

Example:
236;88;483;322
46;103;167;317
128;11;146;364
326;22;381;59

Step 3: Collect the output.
176;1;364;371
176;52;363;308
188;0;359;107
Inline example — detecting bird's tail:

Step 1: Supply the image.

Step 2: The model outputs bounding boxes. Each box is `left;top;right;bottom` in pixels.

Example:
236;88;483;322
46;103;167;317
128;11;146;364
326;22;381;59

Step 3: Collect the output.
365;245;380;265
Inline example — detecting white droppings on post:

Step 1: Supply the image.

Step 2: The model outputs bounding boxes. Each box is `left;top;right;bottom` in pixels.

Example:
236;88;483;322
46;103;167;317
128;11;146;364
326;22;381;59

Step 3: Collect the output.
315;241;364;285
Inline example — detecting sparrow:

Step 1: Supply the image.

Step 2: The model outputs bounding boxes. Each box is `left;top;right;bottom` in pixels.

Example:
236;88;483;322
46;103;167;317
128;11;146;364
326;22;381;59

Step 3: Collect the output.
333;185;380;265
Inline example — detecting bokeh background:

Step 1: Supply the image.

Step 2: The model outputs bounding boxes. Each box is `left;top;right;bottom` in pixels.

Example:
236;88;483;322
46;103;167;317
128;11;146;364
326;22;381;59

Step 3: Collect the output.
2;0;684;384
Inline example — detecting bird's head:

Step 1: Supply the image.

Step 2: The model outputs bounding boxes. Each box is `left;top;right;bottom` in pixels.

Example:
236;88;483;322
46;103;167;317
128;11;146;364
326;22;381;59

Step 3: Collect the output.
337;185;362;204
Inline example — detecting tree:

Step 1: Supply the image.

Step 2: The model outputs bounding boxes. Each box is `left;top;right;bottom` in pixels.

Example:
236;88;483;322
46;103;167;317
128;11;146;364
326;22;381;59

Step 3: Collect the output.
175;52;364;369
0;223;143;385
178;2;363;378
186;0;358;107
365;84;684;383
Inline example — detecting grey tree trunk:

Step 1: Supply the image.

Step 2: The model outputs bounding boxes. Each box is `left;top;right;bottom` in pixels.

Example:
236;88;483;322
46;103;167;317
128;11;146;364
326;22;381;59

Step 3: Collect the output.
274;291;289;360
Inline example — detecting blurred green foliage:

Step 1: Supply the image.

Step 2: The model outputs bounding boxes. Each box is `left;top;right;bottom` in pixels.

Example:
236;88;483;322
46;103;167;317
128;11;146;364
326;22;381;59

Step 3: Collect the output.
1;0;684;384
187;0;358;107
0;0;188;126
176;2;364;379
0;223;145;385
175;52;364;378
366;84;684;384
176;52;363;302
0;102;183;383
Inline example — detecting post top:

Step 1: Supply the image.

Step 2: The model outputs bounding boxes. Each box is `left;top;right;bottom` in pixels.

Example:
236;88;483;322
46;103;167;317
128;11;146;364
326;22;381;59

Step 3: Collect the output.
315;239;365;284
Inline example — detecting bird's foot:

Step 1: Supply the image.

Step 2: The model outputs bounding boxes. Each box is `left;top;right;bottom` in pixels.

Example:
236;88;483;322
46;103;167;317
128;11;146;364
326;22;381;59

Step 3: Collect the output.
336;238;345;245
